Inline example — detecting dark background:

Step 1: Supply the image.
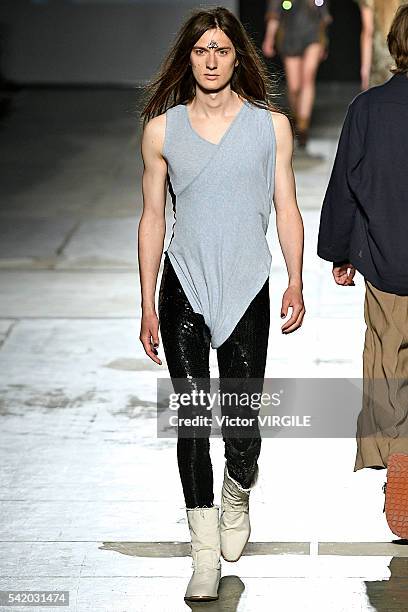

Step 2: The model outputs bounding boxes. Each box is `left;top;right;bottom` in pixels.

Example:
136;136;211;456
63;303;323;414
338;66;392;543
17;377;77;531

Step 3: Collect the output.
0;0;361;87
240;0;362;81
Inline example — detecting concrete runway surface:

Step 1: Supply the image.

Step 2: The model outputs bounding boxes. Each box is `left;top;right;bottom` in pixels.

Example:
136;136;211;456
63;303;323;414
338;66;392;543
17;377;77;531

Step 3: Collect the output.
0;85;407;611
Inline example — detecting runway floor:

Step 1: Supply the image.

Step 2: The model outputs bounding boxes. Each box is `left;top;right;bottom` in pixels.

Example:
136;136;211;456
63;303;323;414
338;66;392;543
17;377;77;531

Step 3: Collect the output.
0;85;406;611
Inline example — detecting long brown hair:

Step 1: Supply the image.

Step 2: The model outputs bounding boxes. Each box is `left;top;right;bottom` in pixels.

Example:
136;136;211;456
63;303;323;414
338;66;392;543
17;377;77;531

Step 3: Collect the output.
139;6;283;127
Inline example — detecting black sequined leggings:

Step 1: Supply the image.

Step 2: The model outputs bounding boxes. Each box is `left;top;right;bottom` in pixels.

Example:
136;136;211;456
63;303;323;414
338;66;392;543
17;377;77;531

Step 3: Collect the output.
158;252;270;508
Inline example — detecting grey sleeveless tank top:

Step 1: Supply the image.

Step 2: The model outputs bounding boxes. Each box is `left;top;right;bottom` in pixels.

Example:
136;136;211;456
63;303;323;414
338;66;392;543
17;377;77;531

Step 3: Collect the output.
162;98;276;349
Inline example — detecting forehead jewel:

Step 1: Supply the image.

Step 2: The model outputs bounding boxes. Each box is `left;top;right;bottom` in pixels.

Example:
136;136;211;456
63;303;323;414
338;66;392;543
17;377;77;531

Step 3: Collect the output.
207;40;219;49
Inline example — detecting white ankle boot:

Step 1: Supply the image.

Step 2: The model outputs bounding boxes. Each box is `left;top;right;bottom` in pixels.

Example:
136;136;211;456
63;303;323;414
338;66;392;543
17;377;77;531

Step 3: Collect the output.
184;505;221;601
220;464;258;562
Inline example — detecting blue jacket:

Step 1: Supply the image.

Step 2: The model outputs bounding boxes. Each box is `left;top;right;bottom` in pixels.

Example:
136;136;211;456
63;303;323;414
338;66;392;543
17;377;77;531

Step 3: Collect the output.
317;73;408;295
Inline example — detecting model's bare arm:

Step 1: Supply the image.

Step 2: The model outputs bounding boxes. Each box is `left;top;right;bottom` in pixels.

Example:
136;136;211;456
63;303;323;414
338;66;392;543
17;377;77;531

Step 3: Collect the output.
138;114;167;364
271;111;305;334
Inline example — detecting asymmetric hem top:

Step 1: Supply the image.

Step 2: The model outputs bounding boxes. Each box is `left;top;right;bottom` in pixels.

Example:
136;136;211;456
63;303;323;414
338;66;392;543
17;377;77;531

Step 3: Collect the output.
163;97;277;349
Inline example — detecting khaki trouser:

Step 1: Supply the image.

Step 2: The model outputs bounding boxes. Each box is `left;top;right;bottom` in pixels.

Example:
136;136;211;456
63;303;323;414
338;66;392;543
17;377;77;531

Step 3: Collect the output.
354;280;408;471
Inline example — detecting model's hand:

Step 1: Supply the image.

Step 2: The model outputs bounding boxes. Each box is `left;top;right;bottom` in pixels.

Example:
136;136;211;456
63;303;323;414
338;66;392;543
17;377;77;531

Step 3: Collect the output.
262;36;276;58
140;311;162;365
280;286;305;334
332;262;356;286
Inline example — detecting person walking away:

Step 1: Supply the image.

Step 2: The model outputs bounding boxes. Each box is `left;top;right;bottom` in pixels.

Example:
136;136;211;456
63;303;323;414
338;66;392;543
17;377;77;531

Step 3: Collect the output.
317;5;408;540
262;0;332;148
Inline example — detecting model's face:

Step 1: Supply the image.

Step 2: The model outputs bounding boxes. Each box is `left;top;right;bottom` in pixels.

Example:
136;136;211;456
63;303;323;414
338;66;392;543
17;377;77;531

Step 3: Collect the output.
190;27;238;91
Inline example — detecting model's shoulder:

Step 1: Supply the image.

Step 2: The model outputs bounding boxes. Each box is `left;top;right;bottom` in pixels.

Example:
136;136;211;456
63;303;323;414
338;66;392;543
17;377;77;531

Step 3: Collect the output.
268;109;290;124
267;110;292;138
143;112;166;138
143;104;185;132
245;101;290;128
141;112;169;159
163;103;185;118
